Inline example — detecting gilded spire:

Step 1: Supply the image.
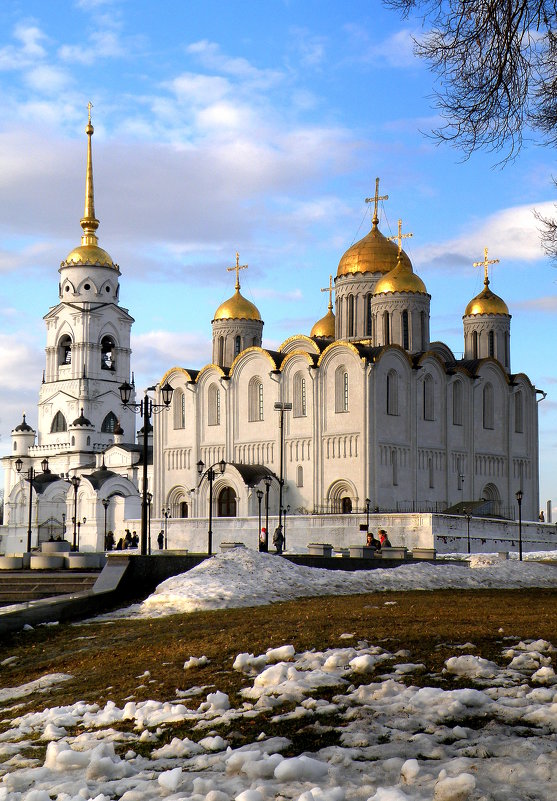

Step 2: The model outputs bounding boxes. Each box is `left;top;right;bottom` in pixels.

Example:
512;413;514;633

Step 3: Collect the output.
80;102;100;246
365;177;389;229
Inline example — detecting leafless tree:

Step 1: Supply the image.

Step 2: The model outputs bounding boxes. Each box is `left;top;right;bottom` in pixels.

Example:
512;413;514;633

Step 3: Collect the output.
385;1;557;255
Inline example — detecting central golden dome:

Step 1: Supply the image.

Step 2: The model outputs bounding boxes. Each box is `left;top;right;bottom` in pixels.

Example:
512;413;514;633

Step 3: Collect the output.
311;308;335;339
337;222;412;278
213;289;261;321
465;282;509;316
374;257;427;295
62;243;115;269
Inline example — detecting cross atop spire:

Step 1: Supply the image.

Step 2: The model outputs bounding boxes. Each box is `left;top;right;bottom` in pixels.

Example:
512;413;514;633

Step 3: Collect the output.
473;247;499;286
227;252;248;291
365;177;389;227
80;102;99;245
321;274;335;312
387;218;413;256
87;100;93;124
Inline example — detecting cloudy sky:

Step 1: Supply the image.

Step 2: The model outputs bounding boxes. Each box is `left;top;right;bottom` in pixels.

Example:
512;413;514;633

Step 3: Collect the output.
0;0;555;511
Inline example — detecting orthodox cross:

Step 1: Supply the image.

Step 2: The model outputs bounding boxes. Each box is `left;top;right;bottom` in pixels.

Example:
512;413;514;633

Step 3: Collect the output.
388;218;413;255
321;274;335;311
87;101;93;123
227;252;248;290
365;177;389;225
473;247;499;286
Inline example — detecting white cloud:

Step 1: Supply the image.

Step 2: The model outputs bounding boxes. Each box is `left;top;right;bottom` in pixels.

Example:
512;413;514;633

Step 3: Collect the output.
24;64;72;93
186;40;283;89
132;331;212;382
343;24;419;69
514;295;557;312
14;24;47;58
169;73;231;105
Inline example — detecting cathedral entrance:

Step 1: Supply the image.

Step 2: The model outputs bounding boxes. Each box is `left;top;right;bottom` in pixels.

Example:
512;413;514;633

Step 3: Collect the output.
217;487;237;517
341;497;352;514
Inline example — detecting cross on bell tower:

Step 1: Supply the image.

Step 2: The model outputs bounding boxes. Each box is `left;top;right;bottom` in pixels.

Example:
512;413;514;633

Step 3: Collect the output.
365;178;389;227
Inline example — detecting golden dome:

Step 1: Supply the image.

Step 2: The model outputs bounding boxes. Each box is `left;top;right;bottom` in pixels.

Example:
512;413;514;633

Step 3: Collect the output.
337;221;412;278
465;282;509;316
374;256;427;295
62;244;115;269
213;289;261;321
311;309;335;338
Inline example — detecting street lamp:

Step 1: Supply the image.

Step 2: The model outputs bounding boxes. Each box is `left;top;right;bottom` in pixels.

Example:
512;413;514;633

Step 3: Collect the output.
15;457;49;553
162;506;170;549
465;508;472;554
516;489;524;561
365;497;371;532
274;402;292;529
69;475;81;551
146;492;153;555
119;380;174;555
102;497;110;549
256;489;264;551
264;475;272;550
197;458;226;555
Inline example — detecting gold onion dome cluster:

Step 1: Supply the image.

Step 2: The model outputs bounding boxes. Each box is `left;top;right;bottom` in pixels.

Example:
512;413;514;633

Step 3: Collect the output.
374;256;427;296
464;281;509;316
213;289;261;321
337;221;412;277
310;308;335;338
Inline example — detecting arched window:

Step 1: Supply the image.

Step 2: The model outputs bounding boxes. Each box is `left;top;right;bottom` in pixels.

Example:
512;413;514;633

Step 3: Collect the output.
347;294;355;337
423;374;434;421
86;435;90;445
488;330;495;357
383;311;390;345
101;411;118;433
452;381;463;426
366;294;373;337
296;465;303;487
248;376;264;421
218;337;224;365
402;310;409;350
514;391;523;433
335;366;348;412
208;383;220;426
173;389;186;429
218;486;237;517
293;372;307;417
179;501;188;518
71;436;75;446
58;335;72;365
472;330;479;359
51;411;67;433
101;336;116;370
234;335;242;357
483;383;494;429
386;369;398;416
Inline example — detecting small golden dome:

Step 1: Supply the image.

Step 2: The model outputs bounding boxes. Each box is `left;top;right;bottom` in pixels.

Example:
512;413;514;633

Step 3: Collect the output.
62;244;116;269
311;309;335;339
374;257;427;296
464;283;509;316
337;222;412;278
213;289;261;321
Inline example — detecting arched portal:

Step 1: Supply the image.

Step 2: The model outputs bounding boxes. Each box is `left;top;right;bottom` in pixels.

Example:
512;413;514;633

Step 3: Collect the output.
217;486;237;517
326;479;357;514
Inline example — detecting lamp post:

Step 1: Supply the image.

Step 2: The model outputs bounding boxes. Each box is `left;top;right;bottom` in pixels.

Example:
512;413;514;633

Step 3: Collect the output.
365;497;370;532
465;508;472;554
197;459;226;555
256;489;264;551
162;506;170;549
119;380;174;555
274;402;292;528
516;489;524;561
264;475;272;551
69;474;81;551
146;492;152;555
102;498;110;549
15;457;49;553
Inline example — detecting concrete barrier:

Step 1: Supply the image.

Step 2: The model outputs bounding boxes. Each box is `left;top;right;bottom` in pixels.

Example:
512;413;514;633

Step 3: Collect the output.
308;543;333;557
379;547;408;560
41;541;71;554
65;553;102;569
220;542;246;551
349;545;377;559
0;556;24;570
411;548;437;560
30;554;65;570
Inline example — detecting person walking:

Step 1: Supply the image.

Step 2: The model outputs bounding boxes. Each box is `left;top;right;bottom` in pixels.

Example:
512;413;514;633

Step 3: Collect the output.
272;524;284;555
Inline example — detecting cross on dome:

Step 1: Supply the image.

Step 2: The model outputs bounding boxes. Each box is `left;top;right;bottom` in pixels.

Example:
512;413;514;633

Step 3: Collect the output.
365;177;389;226
321;274;335;311
387;218;413;256
227;252;248;291
473;247;499;286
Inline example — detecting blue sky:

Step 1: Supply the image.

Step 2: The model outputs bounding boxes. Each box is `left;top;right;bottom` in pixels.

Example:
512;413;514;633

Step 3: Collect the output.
0;0;555;513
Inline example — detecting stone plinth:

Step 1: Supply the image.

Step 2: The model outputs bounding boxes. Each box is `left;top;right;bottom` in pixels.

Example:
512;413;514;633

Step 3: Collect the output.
65;553;102;569
220;542;246;551
379;546;408;559
349;545;376;559
30;554;65;570
0;556;24;570
41;541;71;554
307;543;333;557
411;548;436;560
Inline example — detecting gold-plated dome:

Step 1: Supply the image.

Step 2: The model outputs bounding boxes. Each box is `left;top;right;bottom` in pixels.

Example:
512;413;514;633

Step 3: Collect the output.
311;308;335;338
213;289;261;321
337;221;412;278
374;256;427;296
464;283;509;316
63;244;115;268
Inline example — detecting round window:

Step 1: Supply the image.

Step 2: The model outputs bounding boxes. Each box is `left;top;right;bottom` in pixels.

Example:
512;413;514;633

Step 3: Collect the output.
84;283;91;290
106;286;111;293
64;286;70;292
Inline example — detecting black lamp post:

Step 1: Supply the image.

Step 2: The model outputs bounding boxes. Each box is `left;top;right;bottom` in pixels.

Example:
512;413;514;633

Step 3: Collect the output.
119;380;173;555
15;457;49;553
365;497;370;531
162;506;170;549
516;489;524;561
102;497;110;549
465;509;472;554
264;475;272;551
146;492;152;555
256;489;264;551
69;475;81;551
197;459;226;555
274;402;292;528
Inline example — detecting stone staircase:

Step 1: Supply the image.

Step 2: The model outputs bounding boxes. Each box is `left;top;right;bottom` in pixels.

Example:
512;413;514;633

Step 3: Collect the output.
0;571;100;606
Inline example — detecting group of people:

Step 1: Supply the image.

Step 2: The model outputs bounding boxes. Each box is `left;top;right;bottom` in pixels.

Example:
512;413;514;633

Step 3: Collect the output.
259;525;285;554
104;529;139;551
365;528;392;551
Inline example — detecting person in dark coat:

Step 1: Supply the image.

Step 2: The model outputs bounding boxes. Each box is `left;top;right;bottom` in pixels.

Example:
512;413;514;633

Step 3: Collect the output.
378;529;392;548
157;530;164;550
273;525;284;555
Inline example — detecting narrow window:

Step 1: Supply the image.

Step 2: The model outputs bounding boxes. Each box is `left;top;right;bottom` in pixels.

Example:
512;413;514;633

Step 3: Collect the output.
365;294;373;337
293;372;307;417
387;370;398;416
208;384;220;425
452;381;463;426
348;295;355;337
472;330;479;359
343;372;349;411
234;335;241;356
423;374;434;421
51;411;67;433
258;382;264;420
59;335;72;365
402;310;409;350
335;366;348;413
249;376;264;421
383;311;390;345
173;389;186;429
514;391;523;433
488;330;495;357
101;336;116;370
218;337;224;365
483;383;494;429
296;465;303;487
180;501;188;518
101;411;118;433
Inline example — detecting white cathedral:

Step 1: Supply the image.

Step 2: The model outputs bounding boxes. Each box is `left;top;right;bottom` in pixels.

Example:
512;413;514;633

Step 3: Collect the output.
0;117;541;555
